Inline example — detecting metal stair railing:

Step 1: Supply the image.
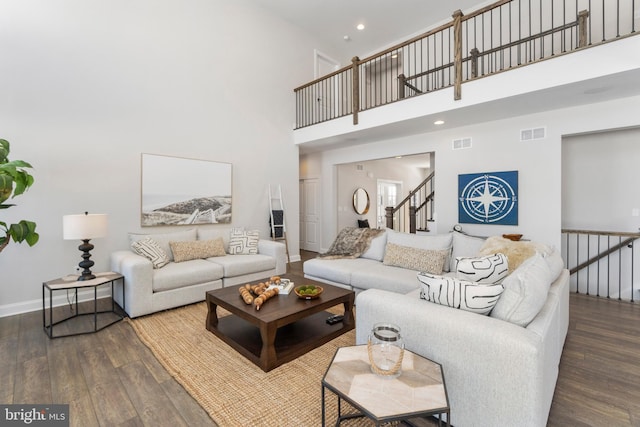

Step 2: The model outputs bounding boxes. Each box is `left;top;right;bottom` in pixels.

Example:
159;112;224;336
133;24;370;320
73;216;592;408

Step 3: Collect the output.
562;229;640;302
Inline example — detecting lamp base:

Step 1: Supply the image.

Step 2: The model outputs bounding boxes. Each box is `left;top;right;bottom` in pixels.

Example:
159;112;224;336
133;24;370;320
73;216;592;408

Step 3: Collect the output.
77;239;96;281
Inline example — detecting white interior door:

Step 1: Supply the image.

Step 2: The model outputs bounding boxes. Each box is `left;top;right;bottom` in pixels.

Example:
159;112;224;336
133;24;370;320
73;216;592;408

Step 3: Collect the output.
300;178;321;252
314;50;341;123
377;179;403;229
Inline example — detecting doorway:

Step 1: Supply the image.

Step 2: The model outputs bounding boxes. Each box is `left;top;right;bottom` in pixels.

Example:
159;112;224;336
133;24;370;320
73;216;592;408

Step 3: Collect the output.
299;178;321;252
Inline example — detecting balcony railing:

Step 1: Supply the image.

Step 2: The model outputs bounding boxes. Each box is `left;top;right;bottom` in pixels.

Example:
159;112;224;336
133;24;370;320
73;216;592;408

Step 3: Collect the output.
294;0;638;129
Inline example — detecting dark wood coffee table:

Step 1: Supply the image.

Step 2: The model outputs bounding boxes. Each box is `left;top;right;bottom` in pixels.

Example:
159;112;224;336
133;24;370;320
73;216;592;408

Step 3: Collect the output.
205;279;355;372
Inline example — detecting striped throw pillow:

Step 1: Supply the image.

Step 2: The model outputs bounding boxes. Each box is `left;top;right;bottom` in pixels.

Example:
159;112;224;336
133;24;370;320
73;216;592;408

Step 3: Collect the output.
131;237;170;269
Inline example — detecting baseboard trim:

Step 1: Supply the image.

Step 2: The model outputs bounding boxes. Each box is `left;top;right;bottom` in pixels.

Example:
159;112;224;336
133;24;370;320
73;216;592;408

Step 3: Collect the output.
0;287;112;318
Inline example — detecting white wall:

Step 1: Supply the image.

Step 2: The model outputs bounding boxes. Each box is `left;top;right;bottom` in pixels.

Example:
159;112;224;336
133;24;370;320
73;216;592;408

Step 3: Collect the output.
0;0;336;316
562;128;640;231
303;95;640;252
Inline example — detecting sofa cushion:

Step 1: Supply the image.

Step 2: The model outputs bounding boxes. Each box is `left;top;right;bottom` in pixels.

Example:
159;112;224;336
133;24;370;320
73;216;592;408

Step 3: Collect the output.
207;254;276;277
228;228;260;255
383;242;448;274
478;236;552;272
455;253;509;284
304;257;366;285
152;259;224;292
490;252;553;327
170;238;226;262
360;230;388;262
417;272;505;315
450;230;487;271
131;237;170;269
129;229;197;262
351;261;423;294
386;230;453;271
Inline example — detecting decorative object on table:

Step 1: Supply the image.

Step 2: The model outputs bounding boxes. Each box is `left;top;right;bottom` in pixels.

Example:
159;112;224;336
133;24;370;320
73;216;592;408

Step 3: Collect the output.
317;227;384;259
294;284;323;299
63;212;108;281
141;153;232;226
458;170;518;225
267;276;294;294
367;323;405;378
0;138;39;253
502;233;523;241
237;282;279;310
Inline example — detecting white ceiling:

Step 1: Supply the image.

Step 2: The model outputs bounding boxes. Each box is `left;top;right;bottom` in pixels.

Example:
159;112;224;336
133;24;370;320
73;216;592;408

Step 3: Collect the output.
248;0;488;60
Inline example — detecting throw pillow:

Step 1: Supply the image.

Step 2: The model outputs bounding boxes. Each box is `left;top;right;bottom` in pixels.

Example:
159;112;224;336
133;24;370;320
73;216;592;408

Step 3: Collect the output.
228;228;260;255
131;237;170;269
417;272;505;315
357;219;370;228
478;236;552;272
383;242;448;274
360;230;388;262
490;252;553;327
169;238;226;263
449;230;487;271
455;253;509;284
129;229;197;262
386;229;453;272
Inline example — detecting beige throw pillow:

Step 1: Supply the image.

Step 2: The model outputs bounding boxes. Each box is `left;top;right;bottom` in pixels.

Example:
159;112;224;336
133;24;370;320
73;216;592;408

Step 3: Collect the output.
383;242;448;274
170;238;226;263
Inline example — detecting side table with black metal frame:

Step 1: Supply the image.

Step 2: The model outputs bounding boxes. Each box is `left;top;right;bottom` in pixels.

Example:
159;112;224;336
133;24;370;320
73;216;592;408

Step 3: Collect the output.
322;345;450;426
42;271;125;338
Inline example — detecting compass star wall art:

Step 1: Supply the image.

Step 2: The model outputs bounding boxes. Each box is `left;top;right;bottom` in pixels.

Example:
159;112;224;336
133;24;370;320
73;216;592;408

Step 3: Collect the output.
458;170;518;225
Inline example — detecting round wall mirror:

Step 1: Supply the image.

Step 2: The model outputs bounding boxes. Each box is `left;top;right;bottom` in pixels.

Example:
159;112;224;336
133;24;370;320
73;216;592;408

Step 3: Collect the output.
353;188;370;215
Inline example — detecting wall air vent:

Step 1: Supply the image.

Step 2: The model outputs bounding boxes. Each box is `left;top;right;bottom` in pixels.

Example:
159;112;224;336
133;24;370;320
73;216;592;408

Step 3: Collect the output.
452;137;472;150
520;127;546;141
356;164;364;171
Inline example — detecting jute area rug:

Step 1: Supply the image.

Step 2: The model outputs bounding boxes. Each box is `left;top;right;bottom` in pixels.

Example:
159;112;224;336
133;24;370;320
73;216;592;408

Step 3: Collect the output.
127;302;368;427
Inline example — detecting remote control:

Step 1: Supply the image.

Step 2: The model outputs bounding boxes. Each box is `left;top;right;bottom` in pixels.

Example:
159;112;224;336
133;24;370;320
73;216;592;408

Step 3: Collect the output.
326;314;344;325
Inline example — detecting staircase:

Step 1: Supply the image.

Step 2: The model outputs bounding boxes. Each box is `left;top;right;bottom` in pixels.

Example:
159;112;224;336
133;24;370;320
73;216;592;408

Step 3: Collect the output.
385;172;434;233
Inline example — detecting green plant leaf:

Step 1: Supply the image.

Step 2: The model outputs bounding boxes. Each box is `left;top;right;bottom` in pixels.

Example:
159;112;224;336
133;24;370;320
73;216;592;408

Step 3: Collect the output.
0;174;13;204
9;220;37;244
0;139;8;163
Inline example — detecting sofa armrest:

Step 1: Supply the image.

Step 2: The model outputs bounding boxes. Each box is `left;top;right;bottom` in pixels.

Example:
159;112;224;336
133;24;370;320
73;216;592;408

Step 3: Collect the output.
355;289;553;427
110;250;154;318
258;239;287;275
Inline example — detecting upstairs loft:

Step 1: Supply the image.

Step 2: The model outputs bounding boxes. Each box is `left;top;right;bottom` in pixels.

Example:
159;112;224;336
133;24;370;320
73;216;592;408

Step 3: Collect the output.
293;0;640;152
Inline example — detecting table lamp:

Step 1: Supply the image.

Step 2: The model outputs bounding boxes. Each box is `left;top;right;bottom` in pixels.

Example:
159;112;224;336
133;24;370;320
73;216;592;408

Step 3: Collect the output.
63;212;108;281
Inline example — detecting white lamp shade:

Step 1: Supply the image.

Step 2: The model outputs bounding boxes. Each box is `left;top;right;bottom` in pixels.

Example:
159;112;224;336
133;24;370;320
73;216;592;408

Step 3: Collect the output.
63;213;108;240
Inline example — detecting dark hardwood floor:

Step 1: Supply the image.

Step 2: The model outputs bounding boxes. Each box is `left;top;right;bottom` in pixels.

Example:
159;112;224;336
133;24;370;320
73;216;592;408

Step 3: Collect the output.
1;250;638;426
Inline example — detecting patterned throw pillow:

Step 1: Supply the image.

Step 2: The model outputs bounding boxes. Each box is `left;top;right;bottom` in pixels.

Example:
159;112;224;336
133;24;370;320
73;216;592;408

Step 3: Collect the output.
417;272;505;315
383;242;448;274
169;238;227;262
228;228;260;255
455;253;509;283
131;237;170;269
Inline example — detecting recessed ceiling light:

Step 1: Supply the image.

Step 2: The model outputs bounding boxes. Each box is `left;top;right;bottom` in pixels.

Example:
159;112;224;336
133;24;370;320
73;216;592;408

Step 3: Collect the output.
343;35;351;41
434;120;445;125
356;24;365;30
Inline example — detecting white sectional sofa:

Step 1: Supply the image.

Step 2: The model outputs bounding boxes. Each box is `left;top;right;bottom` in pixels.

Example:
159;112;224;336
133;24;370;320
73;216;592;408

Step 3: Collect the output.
110;227;287;318
304;229;569;427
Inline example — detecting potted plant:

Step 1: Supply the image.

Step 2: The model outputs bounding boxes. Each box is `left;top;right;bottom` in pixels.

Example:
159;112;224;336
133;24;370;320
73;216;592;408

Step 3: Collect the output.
0;139;39;253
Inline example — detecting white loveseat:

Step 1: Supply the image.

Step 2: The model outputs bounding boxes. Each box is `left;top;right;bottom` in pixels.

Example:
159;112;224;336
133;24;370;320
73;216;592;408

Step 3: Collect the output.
304;229;569;427
110;228;287;318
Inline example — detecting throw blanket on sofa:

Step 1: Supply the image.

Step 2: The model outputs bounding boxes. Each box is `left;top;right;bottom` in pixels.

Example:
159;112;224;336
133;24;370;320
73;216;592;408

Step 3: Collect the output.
318;227;384;259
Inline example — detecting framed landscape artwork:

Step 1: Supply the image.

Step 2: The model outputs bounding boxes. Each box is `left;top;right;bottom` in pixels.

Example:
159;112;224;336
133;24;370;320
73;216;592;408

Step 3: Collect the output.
141;153;232;226
458;170;518;225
